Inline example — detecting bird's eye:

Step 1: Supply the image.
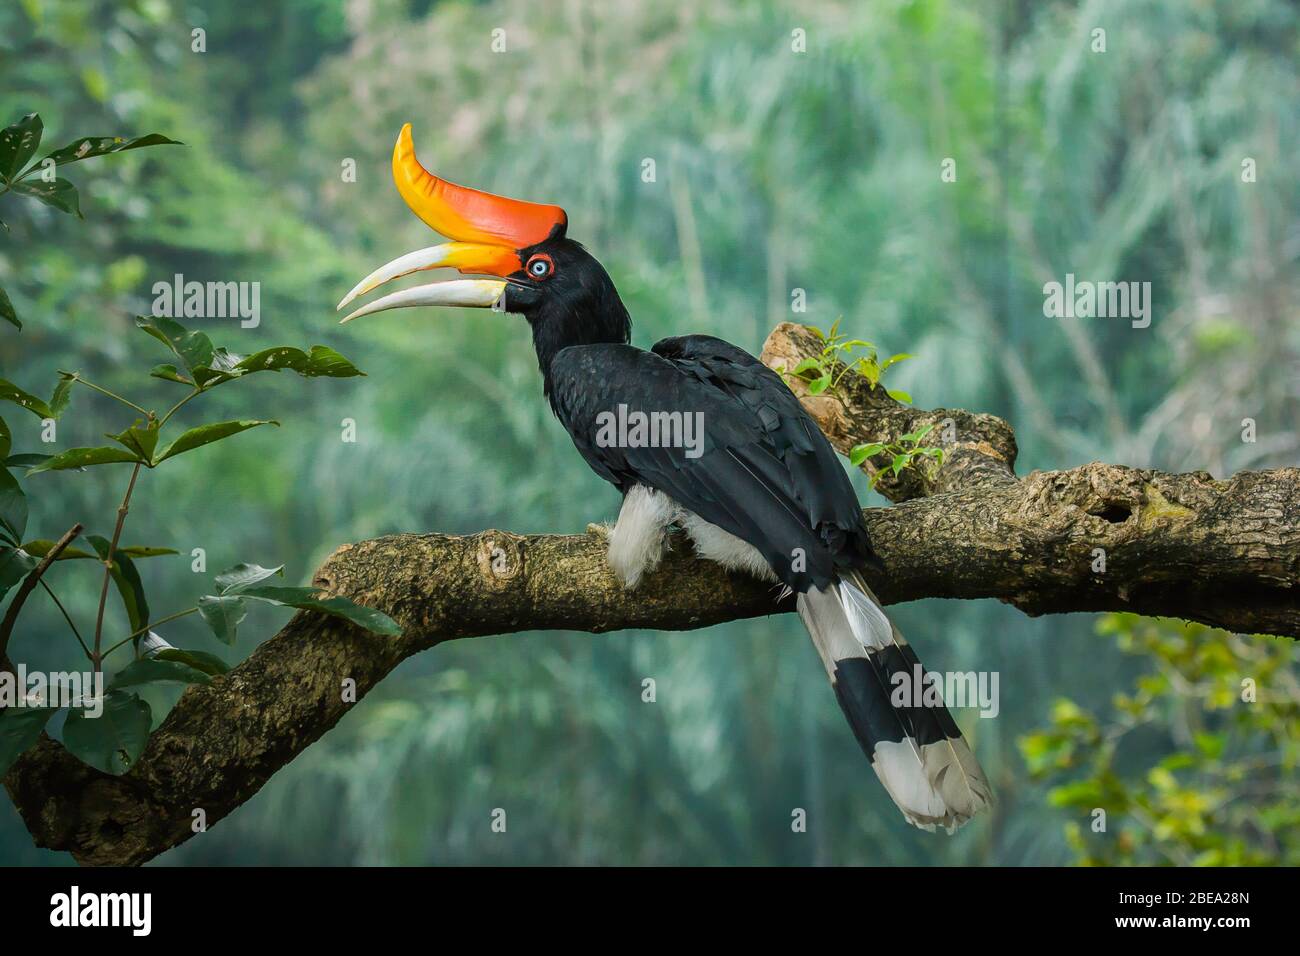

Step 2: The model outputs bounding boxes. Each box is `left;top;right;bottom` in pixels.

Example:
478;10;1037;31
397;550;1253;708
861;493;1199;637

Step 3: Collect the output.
526;254;554;280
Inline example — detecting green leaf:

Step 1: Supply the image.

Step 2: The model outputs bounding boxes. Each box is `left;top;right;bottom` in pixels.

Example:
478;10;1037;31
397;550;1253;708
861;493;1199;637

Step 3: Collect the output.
11;179;82;217
48;374;73;418
0;704;58;776
0;375;71;421
0;284;18;331
36;133;181;170
109;420;160;461
890;453;908;476
208;347;243;370
0;546;37;600
118;545;179;559
188;347;246;388
177;345;367;389
86;534;149;635
234;585;401;636
0;379;54;418
152;419;277;465
134;315;215;377
197;595;247;646
880;353;914;371
152;647;230;677
20;540;176;561
5;454;51;469
0;113;42;182
886;389;912;404
849;442;886;467
837;339;875;352
214;562;283;592
0;466;26;541
19;540;95;560
108;658;211;691
149;363;191;386
235;344;365;379
0;416;9;459
790;357;822;376
807;374;832;395
62;691;152;775
25;445;140;474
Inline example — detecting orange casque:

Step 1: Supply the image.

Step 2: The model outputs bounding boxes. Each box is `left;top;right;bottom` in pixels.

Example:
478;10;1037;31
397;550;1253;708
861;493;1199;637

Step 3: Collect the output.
391;123;567;276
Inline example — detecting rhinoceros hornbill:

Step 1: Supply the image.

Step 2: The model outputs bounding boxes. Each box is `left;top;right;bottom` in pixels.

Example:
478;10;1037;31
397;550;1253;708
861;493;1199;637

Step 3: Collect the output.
338;124;993;832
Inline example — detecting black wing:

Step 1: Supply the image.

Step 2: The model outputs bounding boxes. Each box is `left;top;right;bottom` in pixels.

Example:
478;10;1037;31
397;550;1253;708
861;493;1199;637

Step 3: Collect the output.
549;334;878;591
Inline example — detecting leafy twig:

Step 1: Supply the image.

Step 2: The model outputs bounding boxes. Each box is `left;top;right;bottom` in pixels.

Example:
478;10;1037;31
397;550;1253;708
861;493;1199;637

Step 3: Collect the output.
91;463;141;671
781;319;914;404
58;371;151;418
849;423;945;489
101;606;198;660
0;522;84;659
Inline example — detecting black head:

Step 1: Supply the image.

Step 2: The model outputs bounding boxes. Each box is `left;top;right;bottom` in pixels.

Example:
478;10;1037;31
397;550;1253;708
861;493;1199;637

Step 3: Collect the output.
503;232;631;380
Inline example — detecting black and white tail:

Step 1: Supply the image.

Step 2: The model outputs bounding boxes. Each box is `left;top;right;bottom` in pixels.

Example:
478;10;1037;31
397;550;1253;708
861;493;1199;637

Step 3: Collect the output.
797;570;993;832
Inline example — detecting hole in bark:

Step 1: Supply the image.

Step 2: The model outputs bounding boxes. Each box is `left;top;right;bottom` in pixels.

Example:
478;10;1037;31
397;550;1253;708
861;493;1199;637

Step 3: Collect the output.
1089;503;1131;524
98;817;126;841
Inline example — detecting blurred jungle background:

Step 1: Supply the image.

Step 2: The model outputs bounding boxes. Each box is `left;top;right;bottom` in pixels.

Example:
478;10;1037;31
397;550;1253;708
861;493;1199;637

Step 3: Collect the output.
1;0;1296;865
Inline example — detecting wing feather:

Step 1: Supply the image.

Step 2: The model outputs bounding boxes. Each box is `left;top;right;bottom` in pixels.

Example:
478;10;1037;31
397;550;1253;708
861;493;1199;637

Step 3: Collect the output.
549;336;877;590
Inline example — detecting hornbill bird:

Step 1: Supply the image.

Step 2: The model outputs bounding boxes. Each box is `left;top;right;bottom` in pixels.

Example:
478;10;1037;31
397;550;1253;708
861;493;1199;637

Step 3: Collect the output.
338;124;993;832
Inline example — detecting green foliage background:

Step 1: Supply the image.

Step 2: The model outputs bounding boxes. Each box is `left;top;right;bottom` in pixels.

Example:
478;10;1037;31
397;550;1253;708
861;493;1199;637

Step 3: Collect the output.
0;0;1295;864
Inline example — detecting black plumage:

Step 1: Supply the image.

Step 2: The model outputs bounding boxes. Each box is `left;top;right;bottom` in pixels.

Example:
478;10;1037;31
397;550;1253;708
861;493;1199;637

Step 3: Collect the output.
512;239;989;830
548;334;880;592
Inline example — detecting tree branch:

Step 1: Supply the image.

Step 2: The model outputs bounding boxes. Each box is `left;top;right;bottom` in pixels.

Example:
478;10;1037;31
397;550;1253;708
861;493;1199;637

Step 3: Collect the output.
4;323;1297;865
0;523;84;662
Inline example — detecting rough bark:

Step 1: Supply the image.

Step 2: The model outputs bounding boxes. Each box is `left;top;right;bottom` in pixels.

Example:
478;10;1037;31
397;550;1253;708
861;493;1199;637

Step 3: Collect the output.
3;322;1297;866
